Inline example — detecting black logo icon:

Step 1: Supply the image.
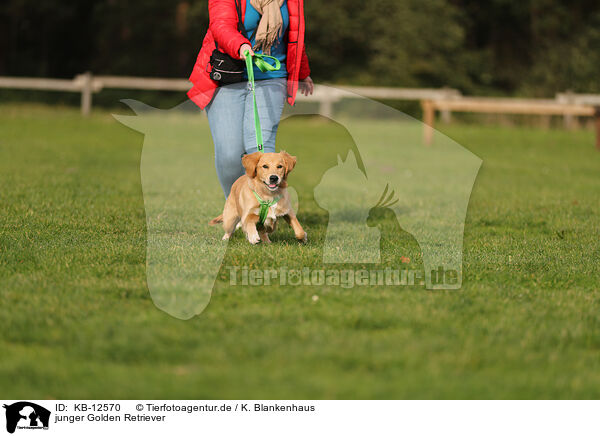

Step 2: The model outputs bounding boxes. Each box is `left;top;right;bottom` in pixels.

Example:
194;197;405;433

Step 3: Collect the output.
3;402;50;434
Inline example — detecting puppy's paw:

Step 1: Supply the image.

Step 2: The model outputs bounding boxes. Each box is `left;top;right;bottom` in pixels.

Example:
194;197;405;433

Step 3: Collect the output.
260;233;272;244
297;232;308;244
222;233;231;241
263;217;276;233
247;233;261;245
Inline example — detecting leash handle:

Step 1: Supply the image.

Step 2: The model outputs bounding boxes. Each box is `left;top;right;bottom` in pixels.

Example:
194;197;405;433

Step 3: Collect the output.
244;50;281;153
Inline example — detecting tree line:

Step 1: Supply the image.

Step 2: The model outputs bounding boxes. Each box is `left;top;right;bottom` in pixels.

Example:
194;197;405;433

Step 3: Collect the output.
1;0;599;97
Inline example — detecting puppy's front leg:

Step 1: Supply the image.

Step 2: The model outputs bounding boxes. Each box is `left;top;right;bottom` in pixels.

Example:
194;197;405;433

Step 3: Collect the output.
284;213;307;243
242;213;261;245
259;231;272;244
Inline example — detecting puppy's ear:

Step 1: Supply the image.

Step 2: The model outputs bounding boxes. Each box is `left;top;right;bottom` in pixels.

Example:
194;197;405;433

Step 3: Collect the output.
242;152;262;178
280;151;297;176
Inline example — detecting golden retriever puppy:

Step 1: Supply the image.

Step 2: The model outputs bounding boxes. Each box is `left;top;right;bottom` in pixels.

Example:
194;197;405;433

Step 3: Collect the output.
209;151;307;245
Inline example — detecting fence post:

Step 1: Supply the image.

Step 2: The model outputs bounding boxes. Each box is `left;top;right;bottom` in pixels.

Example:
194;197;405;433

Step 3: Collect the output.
80;72;93;117
316;87;341;119
319;98;333;118
440;88;453;123
563;90;575;129
421;100;434;146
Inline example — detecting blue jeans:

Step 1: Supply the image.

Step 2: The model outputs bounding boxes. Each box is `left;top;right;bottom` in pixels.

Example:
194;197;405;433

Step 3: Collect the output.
206;77;287;197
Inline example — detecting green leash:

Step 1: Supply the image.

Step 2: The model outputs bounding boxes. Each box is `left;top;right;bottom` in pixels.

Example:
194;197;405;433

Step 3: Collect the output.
244;50;281;152
252;190;281;225
244;50;282;224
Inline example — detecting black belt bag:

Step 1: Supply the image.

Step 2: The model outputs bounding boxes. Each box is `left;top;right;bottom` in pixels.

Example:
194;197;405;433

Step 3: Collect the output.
209;50;245;84
208;0;250;85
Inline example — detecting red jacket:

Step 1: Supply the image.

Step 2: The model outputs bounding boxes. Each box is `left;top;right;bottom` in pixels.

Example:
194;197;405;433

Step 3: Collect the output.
188;0;310;109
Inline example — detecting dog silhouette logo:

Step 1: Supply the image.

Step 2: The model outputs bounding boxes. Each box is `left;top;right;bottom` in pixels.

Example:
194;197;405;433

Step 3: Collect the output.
3;402;50;434
113;84;482;318
314;150;382;264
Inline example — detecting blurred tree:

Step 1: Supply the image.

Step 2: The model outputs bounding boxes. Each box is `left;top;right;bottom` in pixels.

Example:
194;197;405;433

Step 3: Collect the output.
524;5;600;94
453;0;600;94
0;0;100;77
303;0;472;89
1;0;600;97
90;0;205;77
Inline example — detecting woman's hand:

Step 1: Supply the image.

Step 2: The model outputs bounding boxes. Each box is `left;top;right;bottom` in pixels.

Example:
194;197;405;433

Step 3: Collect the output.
298;76;314;96
239;44;254;60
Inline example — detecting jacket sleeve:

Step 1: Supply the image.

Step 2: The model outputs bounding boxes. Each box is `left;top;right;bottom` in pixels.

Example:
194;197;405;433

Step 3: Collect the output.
298;45;311;80
208;0;251;59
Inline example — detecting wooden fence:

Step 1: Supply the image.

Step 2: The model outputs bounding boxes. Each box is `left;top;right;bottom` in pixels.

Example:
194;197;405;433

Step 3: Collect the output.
0;72;459;118
1;72;599;149
421;97;600;149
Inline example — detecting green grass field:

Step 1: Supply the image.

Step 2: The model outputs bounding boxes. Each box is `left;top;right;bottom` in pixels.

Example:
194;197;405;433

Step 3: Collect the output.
1;103;600;399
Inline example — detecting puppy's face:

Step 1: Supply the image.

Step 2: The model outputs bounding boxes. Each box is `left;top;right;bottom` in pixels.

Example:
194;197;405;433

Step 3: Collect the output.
242;151;297;191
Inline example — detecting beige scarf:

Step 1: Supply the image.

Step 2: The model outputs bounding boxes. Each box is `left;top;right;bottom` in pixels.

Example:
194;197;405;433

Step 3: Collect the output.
249;0;285;55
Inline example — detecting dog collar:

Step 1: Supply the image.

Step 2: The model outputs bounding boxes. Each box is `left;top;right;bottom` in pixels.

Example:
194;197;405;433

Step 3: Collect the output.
252;190;281;225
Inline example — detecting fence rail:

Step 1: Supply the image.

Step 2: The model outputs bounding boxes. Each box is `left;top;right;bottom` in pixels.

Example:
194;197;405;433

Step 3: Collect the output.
1;73;599;149
0;73;463;118
421;98;600;149
0;76;82;92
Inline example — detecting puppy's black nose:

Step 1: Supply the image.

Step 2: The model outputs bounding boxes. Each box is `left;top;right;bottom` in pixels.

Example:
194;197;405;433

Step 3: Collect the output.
269;175;279;183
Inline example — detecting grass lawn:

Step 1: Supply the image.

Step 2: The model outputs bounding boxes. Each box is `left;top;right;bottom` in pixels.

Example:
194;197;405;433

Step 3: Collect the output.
1;103;599;399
